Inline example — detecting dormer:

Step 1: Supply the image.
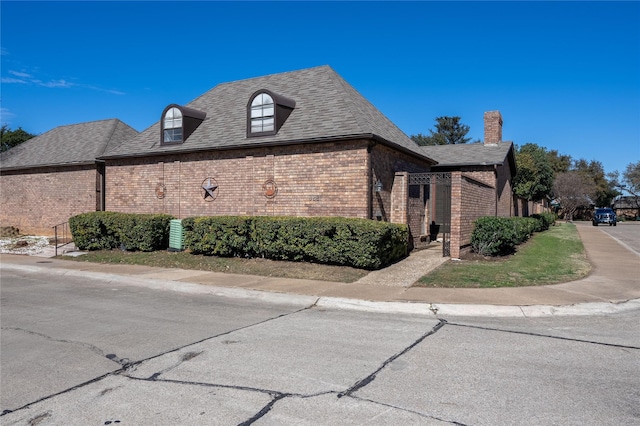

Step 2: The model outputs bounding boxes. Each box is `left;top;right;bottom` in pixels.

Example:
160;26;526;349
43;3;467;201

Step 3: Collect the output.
247;89;295;137
161;104;206;145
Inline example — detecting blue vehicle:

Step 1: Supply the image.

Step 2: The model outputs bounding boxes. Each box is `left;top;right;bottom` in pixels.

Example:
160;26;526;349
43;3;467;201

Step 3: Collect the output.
592;208;617;226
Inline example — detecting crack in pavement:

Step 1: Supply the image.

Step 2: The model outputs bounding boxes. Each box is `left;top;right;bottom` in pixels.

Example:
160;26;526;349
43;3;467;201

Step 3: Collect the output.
238;393;288;426
145;351;204;380
129;304;315;375
126;374;461;426
337;319;447;398
1;303;316;417
1;326;116;361
447;322;640;350
349;395;470;425
124;375;338;425
4;307;450;423
118;318;450;424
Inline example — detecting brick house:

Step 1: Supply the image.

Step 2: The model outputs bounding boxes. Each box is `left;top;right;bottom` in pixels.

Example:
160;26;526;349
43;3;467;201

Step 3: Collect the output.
99;66;438;246
0;119;138;234
1;66;521;260
417;111;517;257
613;196;640;220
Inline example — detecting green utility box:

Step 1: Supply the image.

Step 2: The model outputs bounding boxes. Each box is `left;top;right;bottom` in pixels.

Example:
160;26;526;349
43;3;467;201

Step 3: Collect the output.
169;219;185;251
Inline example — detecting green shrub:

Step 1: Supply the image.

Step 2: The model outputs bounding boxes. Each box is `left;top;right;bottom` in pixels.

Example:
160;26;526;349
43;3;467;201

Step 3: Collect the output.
531;212;556;231
69;212;173;251
471;214;557;256
182;216;254;257
471;217;518;256
183;216;408;270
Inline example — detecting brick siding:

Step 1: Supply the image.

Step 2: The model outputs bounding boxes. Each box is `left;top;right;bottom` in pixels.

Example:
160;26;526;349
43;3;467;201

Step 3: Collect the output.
106;141;373;219
449;172;496;258
0;165;98;235
484;111;503;144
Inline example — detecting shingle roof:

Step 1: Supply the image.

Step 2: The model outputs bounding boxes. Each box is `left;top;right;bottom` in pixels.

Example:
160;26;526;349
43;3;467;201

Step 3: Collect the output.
614;196;639;209
420;142;515;169
101;66;434;163
0;119;138;171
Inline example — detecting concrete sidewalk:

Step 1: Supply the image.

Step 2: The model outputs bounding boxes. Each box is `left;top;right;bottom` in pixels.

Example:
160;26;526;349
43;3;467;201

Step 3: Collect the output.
1;222;639;316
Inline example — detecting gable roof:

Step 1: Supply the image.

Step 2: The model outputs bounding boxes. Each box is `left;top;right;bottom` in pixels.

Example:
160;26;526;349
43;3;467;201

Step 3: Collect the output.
101;65;434;163
0;119;138;171
420;141;516;172
613;196;639;209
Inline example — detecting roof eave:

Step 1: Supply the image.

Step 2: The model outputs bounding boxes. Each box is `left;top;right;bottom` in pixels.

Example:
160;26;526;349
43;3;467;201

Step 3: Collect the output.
0;161;97;172
430;161;503;169
99;133;438;165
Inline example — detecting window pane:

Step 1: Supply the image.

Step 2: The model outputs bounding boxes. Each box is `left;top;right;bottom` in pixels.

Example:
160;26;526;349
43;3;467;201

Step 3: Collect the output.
251;107;262;118
164;108;183;129
250;93;276;134
163;128;183;142
252;93;273;107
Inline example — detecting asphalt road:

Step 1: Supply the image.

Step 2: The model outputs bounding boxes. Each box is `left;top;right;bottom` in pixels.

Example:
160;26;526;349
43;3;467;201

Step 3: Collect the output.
2;266;639;425
594;221;640;255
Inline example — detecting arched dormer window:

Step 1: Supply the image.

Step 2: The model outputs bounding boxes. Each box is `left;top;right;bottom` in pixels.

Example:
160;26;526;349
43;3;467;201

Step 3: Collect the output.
161;104;206;145
163;107;183;143
247;90;295;137
250;93;275;134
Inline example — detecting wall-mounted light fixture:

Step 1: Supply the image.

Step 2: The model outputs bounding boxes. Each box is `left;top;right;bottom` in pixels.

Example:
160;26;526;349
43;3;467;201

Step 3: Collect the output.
374;180;383;193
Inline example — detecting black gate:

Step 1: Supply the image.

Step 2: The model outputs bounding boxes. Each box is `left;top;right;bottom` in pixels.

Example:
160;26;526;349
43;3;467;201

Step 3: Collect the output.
409;172;452;257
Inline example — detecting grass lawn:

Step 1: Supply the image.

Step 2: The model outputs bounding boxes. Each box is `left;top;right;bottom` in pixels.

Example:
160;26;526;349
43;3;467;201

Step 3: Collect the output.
60;222;590;288
60;250;370;283
415;222;590;288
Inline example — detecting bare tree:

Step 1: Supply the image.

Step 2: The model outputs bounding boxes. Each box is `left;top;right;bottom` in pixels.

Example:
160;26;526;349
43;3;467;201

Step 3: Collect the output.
553;172;592;221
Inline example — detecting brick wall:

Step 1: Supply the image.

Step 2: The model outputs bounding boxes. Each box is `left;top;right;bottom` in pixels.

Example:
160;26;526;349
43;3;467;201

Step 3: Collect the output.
495;163;514;217
450;172;496;258
0;165;98;235
484;111;503;145
106;141;372;219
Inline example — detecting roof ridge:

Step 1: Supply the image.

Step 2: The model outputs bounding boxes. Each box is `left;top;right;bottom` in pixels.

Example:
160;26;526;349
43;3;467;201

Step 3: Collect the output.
323;67;365;133
184;65;334;110
54;118;120;130
99;119;121;157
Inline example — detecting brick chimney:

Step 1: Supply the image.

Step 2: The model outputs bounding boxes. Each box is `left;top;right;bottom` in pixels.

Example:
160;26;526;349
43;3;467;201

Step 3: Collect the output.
484;111;502;145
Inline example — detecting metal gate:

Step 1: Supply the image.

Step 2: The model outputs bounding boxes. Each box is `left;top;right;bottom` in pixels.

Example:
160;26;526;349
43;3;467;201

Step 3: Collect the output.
409;172;452;257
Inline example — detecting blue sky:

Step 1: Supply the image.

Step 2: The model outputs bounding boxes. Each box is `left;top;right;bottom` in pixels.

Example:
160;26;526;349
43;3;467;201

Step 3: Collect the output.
2;1;638;176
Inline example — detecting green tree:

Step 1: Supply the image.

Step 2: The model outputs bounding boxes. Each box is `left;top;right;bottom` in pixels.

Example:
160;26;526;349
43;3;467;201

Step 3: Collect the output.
621;161;640;195
547;149;572;174
411;116;475;146
573;159;619;207
610;161;640;217
552;171;592;221
513;143;555;201
1;125;36;152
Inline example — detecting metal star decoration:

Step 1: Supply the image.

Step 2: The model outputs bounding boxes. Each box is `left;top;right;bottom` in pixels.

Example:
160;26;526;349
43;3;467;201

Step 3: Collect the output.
202;178;219;201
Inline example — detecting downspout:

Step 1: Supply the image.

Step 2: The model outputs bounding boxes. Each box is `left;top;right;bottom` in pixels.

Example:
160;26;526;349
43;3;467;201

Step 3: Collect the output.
96;160;106;211
495;164;499;216
367;143;373;219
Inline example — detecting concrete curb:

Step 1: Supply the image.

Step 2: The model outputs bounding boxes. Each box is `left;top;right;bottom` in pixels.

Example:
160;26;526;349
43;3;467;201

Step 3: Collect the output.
3;263;639;318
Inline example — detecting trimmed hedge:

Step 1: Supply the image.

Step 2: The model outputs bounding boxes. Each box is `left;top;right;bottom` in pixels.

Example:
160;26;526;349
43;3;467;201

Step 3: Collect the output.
69;212;174;252
182;216;408;270
471;213;556;256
